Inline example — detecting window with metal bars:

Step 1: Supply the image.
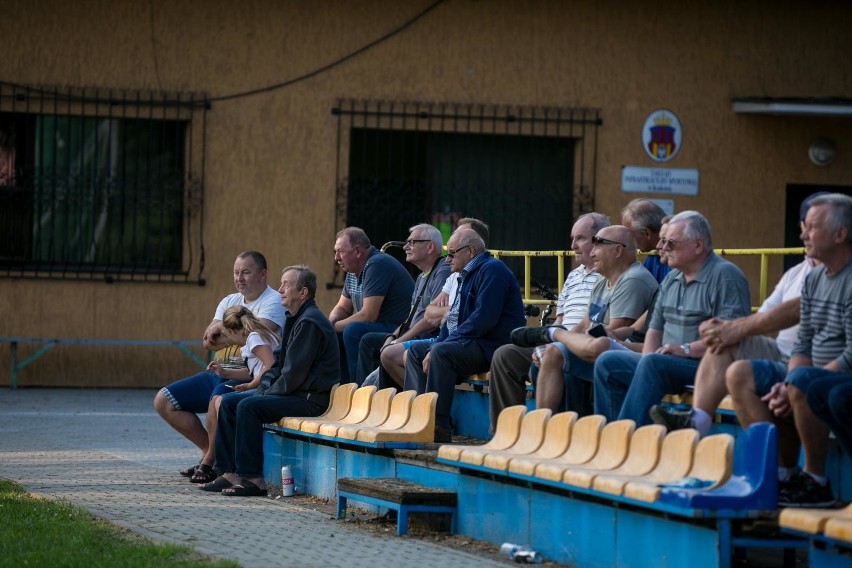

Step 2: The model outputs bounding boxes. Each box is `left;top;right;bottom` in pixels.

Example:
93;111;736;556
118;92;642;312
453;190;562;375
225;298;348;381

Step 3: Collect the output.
331;99;601;289
0;83;208;284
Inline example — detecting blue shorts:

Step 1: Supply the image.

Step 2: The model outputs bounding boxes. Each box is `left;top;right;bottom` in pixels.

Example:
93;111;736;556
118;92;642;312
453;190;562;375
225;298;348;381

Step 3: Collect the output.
160;371;246;413
749;360;788;397
786;365;844;393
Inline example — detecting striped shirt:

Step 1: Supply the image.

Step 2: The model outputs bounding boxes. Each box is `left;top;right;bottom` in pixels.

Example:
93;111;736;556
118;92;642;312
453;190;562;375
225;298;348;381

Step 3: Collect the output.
556;265;600;327
792;257;852;370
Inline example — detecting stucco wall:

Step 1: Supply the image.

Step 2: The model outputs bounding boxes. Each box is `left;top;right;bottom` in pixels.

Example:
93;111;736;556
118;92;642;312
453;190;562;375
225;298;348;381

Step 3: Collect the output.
1;0;850;386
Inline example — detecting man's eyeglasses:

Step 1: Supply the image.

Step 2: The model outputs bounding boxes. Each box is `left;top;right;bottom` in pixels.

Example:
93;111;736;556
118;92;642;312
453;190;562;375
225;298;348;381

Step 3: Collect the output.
659;237;696;250
446;245;471;260
404;239;430;247
592;236;626;247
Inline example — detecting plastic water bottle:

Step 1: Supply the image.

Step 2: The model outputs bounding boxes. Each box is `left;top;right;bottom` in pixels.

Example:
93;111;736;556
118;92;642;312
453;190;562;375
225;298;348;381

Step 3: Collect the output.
281;465;294;497
500;543;542;563
660;476;713;489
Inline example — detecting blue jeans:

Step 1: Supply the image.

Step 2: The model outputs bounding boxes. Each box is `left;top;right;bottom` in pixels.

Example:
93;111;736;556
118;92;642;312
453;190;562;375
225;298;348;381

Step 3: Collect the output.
553;342;596;416
807;375;852;457
404;340;489;430
339;321;397;385
356;331;392;385
593;351;700;425
214;391;325;477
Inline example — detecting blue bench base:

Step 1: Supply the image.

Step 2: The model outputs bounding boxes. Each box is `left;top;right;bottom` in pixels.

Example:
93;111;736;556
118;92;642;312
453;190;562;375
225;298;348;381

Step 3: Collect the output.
336;478;457;536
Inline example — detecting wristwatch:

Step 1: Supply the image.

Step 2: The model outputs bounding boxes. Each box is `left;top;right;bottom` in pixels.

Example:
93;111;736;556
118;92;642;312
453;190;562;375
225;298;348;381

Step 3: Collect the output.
681;343;691;357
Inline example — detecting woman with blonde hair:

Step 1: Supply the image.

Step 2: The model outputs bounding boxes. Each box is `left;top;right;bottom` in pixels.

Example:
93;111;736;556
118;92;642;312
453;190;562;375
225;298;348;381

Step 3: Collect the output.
188;306;280;483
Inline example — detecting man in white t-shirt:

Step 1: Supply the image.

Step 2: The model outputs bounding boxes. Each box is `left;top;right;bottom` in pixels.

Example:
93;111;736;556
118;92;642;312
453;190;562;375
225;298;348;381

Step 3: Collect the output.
154;251;286;480
202;251;285;350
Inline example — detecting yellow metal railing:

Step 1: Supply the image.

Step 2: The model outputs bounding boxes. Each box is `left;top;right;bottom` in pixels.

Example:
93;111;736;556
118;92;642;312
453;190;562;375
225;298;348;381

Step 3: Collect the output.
490;247;806;309
382;241;806;311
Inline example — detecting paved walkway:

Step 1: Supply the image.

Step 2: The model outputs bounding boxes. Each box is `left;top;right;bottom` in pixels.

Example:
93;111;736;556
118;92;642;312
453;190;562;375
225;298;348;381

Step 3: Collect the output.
0;388;508;567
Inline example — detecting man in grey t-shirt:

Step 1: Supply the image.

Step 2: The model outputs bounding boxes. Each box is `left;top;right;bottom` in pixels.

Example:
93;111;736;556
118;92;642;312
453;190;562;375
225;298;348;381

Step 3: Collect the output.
511;225;658;415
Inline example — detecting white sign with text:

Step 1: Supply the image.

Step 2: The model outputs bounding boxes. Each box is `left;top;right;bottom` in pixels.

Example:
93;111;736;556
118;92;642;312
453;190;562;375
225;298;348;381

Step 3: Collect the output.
621;166;699;196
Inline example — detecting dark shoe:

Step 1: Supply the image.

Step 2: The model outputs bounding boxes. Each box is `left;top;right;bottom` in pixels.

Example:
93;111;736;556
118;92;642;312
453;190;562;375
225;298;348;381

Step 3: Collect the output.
511;325;564;348
179;464;199;477
777;472;799;494
197;476;233;493
222;479;267;497
778;472;837;508
189;464;216;484
434;427;453;444
649;405;694;432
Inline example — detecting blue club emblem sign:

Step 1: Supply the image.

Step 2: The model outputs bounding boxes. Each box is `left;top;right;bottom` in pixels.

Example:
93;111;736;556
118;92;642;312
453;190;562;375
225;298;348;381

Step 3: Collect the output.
643;109;681;162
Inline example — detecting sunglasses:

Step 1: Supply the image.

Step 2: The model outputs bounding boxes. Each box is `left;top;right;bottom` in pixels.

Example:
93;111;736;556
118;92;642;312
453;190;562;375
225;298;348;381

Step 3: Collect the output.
592;236;626;247
446;245;471;260
659;237;697;250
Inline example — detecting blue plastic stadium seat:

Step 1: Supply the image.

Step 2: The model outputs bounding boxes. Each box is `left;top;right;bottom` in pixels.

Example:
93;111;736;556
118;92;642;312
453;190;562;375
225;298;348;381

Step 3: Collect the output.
657;422;778;511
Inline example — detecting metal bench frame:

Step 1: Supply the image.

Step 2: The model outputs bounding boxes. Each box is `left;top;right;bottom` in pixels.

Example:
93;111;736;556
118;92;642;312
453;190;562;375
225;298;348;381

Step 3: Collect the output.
1;336;207;388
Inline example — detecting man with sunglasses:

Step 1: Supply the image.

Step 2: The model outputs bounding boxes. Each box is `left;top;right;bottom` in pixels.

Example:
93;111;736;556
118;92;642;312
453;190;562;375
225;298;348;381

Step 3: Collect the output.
377;218;491;386
489;212;608;429
404;228;525;442
593;210;751;425
509;225;658;416
649;193;825;444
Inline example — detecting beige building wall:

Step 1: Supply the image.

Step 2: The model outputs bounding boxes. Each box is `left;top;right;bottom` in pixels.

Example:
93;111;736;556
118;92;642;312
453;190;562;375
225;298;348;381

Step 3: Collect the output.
1;0;850;386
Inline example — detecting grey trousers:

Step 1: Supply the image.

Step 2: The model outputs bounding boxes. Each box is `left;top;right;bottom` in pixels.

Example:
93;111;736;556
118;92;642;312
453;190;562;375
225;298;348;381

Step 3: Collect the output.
488;344;534;432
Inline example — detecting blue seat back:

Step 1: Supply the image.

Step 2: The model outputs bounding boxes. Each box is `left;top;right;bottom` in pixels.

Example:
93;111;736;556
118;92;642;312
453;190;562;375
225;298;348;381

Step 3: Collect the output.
658;422;778;512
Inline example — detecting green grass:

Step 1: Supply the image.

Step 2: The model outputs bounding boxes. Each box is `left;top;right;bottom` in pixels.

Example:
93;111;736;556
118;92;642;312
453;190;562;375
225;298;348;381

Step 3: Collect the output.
0;479;240;568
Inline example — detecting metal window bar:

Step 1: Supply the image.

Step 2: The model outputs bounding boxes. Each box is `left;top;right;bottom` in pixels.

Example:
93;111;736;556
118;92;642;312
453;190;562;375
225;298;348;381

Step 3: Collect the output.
0;82;209;284
330;99;602;290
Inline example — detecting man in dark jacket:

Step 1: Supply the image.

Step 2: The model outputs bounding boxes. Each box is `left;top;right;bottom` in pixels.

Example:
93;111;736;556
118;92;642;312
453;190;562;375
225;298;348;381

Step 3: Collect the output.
200;264;340;496
404;228;526;442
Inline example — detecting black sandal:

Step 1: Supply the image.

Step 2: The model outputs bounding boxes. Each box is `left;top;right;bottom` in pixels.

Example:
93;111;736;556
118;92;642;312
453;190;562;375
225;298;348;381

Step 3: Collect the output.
179;464;199;477
197;476;233;493
189;464;215;484
222;479;266;497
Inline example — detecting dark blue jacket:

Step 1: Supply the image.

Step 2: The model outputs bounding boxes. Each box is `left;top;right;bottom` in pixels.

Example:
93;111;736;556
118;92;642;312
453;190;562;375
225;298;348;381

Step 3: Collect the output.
437;252;525;361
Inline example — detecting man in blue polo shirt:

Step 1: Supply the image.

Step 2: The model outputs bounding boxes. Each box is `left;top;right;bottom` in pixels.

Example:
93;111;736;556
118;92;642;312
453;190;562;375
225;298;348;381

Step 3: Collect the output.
329;227;414;383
